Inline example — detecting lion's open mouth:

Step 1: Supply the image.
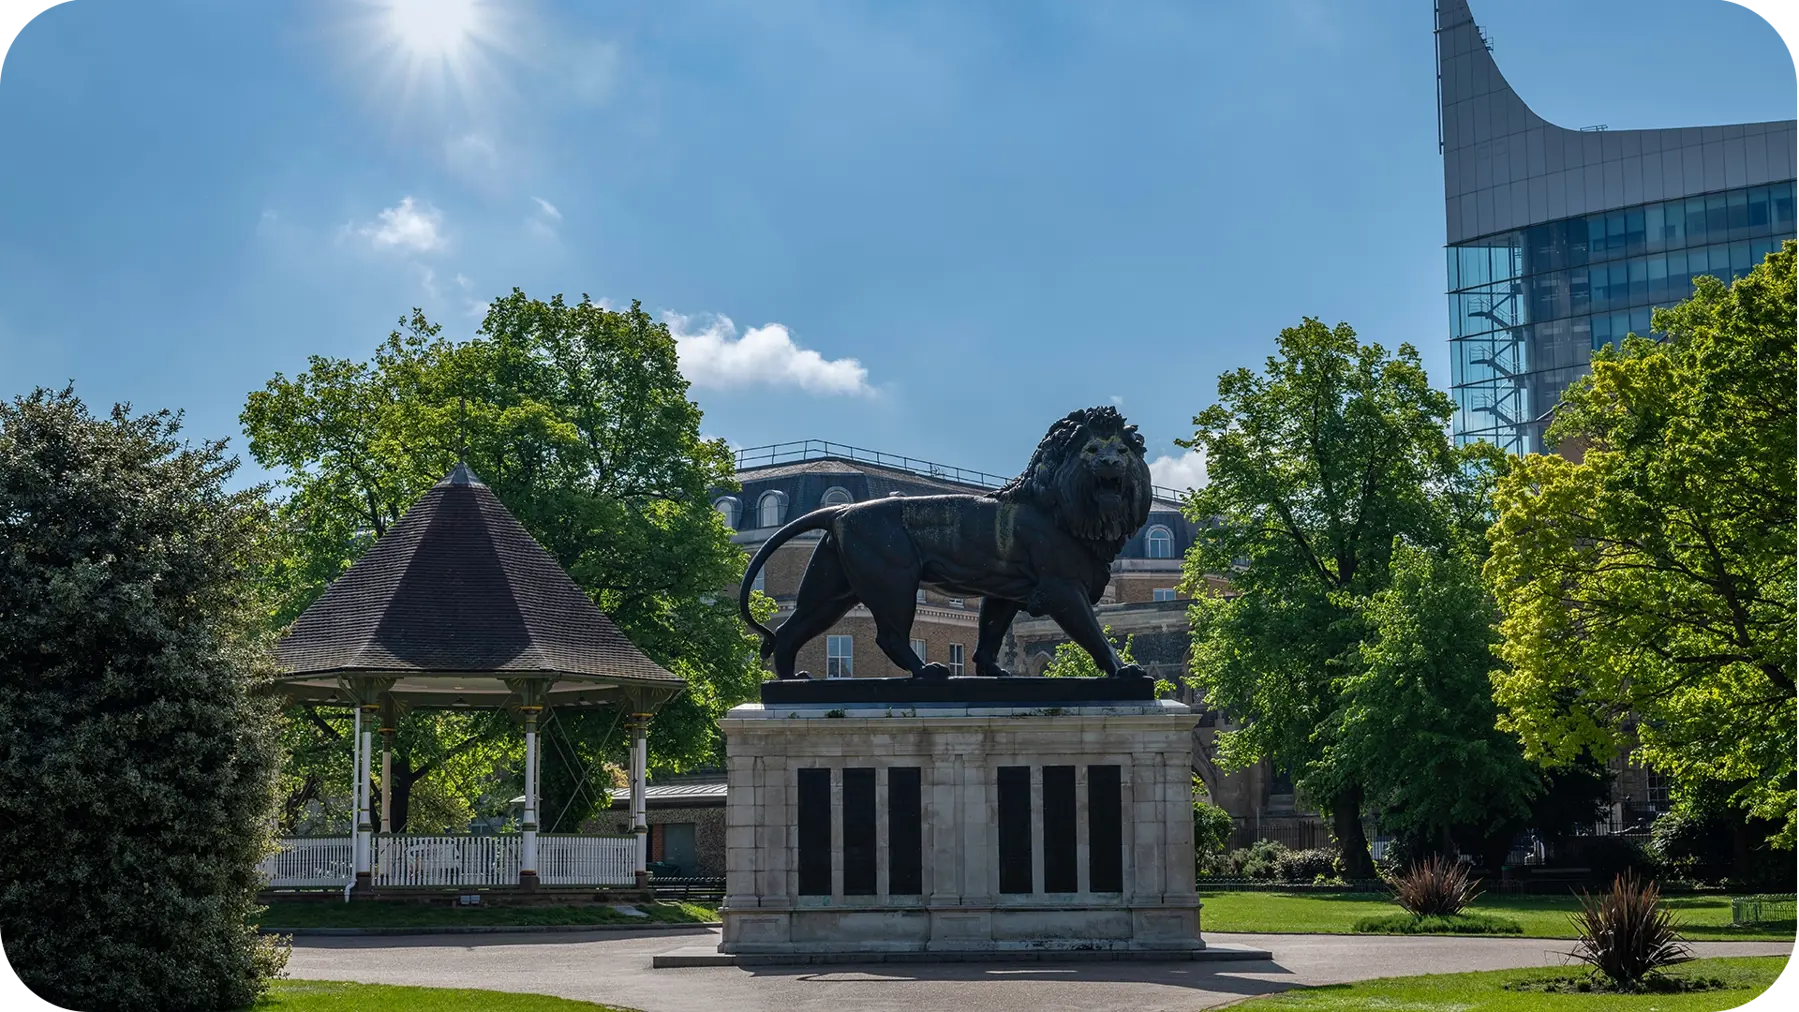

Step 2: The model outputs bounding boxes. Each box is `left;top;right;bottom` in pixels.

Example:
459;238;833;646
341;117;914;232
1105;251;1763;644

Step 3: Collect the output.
1093;473;1125;503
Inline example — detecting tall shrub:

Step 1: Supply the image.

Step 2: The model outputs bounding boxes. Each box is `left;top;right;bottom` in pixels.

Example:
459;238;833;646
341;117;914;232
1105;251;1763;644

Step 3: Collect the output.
0;387;288;1010
1569;873;1691;988
1389;855;1481;917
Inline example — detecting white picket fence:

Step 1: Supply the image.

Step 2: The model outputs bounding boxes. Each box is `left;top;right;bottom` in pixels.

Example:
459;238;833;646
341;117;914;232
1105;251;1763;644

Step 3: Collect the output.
374;834;522;887
262;834;640;888
260;836;354;887
539;834;638;886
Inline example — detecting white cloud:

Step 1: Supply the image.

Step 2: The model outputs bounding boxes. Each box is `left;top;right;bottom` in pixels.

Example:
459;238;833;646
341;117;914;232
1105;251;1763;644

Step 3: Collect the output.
455;273;488;318
562;39;620;104
665;312;872;396
524;196;562;241
445;132;506;191
1148;448;1207;492
359;196;445;252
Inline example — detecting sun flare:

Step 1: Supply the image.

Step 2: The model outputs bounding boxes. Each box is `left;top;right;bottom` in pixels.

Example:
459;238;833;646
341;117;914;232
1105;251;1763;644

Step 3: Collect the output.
384;0;483;60
336;0;519;129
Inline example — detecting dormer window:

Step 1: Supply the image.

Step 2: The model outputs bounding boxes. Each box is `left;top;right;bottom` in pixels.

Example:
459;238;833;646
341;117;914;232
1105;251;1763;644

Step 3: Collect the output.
713;497;740;529
1146;524;1174;559
820;486;853;507
757;490;788;528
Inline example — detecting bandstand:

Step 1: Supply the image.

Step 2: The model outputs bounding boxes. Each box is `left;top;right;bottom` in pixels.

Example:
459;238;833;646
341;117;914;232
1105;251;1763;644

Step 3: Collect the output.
261;463;684;897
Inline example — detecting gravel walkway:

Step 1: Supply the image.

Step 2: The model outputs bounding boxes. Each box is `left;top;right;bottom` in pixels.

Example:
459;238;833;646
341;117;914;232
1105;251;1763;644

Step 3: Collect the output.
284;927;1793;1012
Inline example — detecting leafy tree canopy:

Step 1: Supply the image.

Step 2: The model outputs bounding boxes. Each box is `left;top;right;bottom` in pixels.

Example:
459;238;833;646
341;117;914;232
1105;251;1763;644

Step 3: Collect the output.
1324;543;1537;842
1177;318;1508;877
0;387;287;1010
241;293;767;829
1486;242;1797;848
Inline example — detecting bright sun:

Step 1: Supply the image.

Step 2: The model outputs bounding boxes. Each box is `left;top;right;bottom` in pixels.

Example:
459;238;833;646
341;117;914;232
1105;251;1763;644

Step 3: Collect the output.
384;0;483;60
342;0;515;126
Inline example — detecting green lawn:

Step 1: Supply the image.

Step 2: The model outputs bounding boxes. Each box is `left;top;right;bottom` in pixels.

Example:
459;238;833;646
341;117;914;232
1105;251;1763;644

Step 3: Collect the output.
257;980;635;1011
258;899;717;930
1199;891;1797;940
1228;955;1789;1012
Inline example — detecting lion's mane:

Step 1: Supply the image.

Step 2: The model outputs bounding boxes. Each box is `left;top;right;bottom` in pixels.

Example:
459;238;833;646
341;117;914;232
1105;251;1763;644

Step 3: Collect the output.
990;405;1153;553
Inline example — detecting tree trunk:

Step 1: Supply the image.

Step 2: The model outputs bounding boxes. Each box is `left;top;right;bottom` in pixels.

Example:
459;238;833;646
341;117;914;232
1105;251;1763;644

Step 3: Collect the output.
389;767;421;832
1731;818;1753;881
1331;784;1376;879
281;775;319;834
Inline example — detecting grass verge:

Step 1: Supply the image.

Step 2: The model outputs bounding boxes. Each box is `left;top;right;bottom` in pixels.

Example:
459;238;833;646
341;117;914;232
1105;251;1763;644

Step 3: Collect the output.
1351;912;1523;934
1198;890;1796;940
1227;955;1789;1011
257;979;637;1011
258;900;716;930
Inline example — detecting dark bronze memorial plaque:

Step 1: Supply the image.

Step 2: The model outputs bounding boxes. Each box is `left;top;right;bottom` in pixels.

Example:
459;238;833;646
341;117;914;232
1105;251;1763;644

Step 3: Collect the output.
888;766;923;895
1043;765;1078;893
1087;764;1123;893
797;767;832;895
997;765;1033;894
842;768;877;895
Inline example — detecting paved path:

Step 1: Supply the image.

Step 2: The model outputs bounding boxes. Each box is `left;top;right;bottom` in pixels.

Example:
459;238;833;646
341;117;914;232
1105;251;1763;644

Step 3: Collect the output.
284;927;1792;1012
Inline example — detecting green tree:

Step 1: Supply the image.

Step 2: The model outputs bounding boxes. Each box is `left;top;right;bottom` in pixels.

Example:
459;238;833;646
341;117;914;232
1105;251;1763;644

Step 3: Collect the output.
1192;775;1236;871
1486;242;1797;848
1041;626;1137;679
0;387;288;1010
1325;543;1536;852
241;293;767;829
1178;318;1503;878
1041;627;1182;698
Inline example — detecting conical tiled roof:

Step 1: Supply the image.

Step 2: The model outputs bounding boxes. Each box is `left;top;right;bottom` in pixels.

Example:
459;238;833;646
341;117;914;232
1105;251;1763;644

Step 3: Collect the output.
276;464;680;688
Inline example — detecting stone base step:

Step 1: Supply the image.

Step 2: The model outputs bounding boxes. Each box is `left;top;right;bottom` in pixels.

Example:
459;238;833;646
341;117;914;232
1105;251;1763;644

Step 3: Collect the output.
652;942;1274;968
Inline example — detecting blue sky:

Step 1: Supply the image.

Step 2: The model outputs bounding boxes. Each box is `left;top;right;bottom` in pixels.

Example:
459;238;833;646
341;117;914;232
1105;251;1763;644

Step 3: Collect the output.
0;0;1792;491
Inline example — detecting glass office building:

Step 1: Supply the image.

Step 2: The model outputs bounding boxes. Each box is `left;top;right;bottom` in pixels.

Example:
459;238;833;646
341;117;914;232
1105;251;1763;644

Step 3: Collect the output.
1437;0;1797;454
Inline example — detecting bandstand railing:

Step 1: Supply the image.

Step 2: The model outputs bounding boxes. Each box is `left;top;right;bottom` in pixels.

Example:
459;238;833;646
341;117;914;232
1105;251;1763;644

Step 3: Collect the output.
373;834;522;887
259;836;354;887
260;834;641;889
538;834;637;886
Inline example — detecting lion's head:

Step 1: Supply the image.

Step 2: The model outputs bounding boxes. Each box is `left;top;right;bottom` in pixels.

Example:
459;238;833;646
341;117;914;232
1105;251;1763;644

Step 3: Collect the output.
993;406;1153;550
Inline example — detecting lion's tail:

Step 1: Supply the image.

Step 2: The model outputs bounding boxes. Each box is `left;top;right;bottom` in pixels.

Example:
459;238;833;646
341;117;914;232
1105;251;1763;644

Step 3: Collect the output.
739;506;846;658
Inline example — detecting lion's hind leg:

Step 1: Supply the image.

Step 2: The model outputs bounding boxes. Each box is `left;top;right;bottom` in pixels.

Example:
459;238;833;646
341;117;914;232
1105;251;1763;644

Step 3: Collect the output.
771;537;858;679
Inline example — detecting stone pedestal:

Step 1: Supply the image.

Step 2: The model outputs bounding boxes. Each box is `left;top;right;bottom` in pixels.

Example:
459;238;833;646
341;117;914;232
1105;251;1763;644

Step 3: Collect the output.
717;690;1203;958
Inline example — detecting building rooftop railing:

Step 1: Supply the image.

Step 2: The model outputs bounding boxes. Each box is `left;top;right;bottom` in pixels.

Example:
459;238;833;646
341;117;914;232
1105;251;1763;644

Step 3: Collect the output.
733;440;1189;505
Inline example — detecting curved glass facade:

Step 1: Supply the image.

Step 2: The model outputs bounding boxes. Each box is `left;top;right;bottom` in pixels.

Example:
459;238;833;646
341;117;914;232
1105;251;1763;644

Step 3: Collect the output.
1450;183;1796;451
1437;0;1798;455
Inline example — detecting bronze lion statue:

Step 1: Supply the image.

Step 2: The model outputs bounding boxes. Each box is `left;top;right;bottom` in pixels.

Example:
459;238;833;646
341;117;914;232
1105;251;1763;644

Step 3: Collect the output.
738;406;1155;680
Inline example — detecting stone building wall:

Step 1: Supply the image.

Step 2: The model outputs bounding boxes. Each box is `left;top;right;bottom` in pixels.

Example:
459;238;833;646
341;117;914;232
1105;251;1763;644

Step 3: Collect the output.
606;804;727;877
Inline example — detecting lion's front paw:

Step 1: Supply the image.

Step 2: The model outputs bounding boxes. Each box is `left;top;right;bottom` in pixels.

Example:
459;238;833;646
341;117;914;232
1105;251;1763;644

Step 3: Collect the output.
788;670;815;680
914;663;952;681
1111;663;1148;679
977;663;1012;678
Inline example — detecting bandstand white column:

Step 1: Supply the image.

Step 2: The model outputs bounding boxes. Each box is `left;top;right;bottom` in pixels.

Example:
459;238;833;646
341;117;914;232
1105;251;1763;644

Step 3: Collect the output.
350;706;366;879
520;705;541;888
352;702;376;890
380;726;393;832
630;712;650;885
